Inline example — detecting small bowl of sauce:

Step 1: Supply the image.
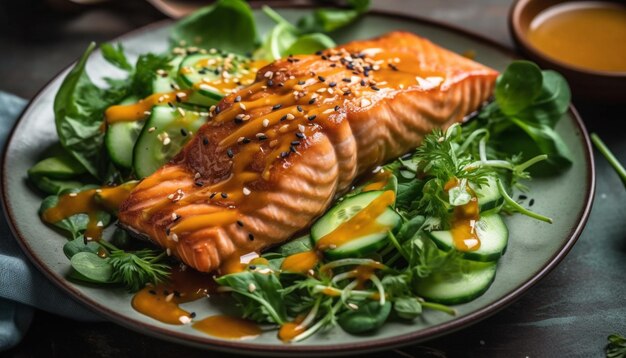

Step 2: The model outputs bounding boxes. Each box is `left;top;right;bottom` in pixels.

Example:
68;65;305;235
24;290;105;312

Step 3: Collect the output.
510;0;626;103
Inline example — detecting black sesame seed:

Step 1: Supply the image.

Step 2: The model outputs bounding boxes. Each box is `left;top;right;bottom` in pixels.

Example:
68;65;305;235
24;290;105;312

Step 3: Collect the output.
272;104;282;110
318;75;326;82
291;140;300;146
297;105;303;112
190;312;197;318
268;80;274;87
280;114;288;121
166;228;171;235
529;199;535;207
149;290;156;295
334;105;340;111
236;220;244;227
210;192;217;199
343;90;352;96
309;98;316;105
290;146;297;153
174;290;181;297
248;265;256;270
330;63;337;67
321;55;328;60
213;69;219;75
308;115;317;121
234;95;241;103
371;86;380;91
234;117;243;124
257;134;268;141
298;80;305;85
364;69;370;77
361;79;366;86
315;50;322;55
248;233;255;241
280;151;289;158
175;95;181;103
194;181;204;187
342;78;351;82
295;132;305;139
328;81;337;87
242;137;251;144
215;106;221;114
227;148;234;158
167;102;174;108
180;128;188;136
203;137;209;145
518;195;528;200
346;63;354;70
388;63;398;71
221;192;228;199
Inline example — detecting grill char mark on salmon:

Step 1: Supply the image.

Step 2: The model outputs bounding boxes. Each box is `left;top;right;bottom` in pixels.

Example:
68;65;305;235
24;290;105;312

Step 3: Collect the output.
118;31;499;273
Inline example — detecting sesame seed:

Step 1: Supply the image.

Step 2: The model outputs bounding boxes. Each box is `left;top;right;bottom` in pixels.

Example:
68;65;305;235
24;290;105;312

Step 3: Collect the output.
295;132;305;139
318;75;325;82
348;303;359;310
248;233;255;241
267;80;274;87
272;104;282;111
171;234;179;242
69;192;78;197
234;95;241;102
243;187;251;196
360;98;372;107
307;115;317;121
298;80;305;85
342;78;351;82
343;90;352;96
221;192;228;199
298;124;306;132
190;312;197;318
96;221;104;227
280;151;289;158
264;71;273;79
237;220;244;227
179;316;191;324
256;133;267;140
278;124;290;133
148;126;156;133
269;139;278;148
239;103;246;110
210;192;217;199
280;114;288;121
180;128;188;136
309;98;317;104
361;79;367;86
248;283;256;292
171;212;178;220
163;137;171;146
316;88;326;93
202;137;209;145
165;293;175;302
194;180;204;187
166;248;172;256
334;105;340;111
328;81;337;87
290;146;297;153
227;148;234;158
291;140;301;146
297;105;303;112
323;108;334;114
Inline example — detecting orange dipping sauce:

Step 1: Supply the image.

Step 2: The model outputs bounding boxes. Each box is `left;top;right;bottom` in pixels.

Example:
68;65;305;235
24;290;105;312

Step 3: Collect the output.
527;1;626;72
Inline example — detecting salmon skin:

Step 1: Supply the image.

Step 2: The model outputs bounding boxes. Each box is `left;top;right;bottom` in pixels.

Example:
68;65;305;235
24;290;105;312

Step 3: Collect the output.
118;31;498;273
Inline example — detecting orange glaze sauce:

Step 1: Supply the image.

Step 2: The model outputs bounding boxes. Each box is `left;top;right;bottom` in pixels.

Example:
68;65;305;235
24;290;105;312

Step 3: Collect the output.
278;315;306;342
445;178;481;251
361;170;391;192
192;315;261;340
105;91;191;124
190;59;268;95
280;250;319;274
41;182;137;240
132;266;217;324
527;2;626;72
316;190;395;250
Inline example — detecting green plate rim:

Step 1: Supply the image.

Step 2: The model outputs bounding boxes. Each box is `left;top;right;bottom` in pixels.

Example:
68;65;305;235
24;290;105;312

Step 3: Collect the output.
0;6;596;356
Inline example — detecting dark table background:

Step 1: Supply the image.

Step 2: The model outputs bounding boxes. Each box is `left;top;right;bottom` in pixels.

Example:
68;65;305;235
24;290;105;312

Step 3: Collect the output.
1;0;624;357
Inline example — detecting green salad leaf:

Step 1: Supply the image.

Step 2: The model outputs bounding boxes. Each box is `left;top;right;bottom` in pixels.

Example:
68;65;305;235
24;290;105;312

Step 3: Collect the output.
170;0;258;54
54;43;129;179
297;0;370;33
63;236;101;259
606;333;626;358
101;43;133;72
338;300;391;334
131;53;172;97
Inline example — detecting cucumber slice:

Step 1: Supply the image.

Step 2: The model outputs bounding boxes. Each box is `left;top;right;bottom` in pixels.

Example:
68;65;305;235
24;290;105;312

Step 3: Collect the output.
471;175;504;212
427;213;508;262
415;259;497;305
152;56;184;93
132;106;207;178
178;52;250;100
311;191;401;259
104;96;142;169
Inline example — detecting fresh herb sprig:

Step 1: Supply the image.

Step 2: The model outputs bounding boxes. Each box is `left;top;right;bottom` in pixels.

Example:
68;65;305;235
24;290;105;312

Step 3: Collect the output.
606;333;626;358
591;133;626;189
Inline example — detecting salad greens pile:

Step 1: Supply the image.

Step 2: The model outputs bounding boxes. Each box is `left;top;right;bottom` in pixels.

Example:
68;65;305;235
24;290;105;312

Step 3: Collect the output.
29;0;575;341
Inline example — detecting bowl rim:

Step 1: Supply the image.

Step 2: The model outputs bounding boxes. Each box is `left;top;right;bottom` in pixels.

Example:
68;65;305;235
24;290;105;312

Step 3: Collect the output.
509;0;626;78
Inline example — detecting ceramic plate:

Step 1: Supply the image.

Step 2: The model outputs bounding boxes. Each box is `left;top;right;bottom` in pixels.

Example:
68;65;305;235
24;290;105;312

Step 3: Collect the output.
1;8;595;356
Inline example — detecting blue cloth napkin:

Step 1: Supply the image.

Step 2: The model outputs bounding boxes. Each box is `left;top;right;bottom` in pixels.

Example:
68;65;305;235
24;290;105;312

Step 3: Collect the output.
0;91;101;351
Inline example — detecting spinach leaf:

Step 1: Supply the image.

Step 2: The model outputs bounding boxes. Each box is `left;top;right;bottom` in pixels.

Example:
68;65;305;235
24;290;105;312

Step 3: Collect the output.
70;252;113;283
63;236;100;259
393;297;422;320
255;22;299;60
54;43;128;179
31;177;84;195
495;61;543;116
297;0;371;33
215;268;287;324
101;43;133;72
170;0;258;55
39;189;111;239
284;33;336;57
517;70;571;128
276;235;312;256
28;149;87;194
338;300;391;334
132;53;172;97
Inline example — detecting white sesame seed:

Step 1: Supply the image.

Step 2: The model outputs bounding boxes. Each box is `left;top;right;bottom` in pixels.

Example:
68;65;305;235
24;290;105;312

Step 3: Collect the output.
298;124;306;132
348;303;359;310
167;194;175;200
328;88;334;95
360;98;372;108
171;234;179;242
85;236;93;241
171;212;178;220
148;127;156;133
179;315;191;324
286;113;295;120
243;187;251;196
269;139;278;148
143;111;152;116
262;118;270;127
194;172;201;179
69;192;78;197
177;92;187;98
278;124;289;133
165;293;175;302
248;283;256;292
166;248;172;256
163;137;171;146
323;108;334;114
239;103;246;110
264;71;273;79
177;107;186;117
96;221;104;227
316;88;326;93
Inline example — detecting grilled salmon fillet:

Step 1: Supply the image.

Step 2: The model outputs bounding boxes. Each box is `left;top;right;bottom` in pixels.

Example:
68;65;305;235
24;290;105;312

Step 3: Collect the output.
118;31;498;273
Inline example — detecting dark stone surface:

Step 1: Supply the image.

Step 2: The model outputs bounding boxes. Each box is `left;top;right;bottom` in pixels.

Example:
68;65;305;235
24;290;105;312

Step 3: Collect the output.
1;1;624;357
